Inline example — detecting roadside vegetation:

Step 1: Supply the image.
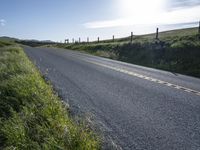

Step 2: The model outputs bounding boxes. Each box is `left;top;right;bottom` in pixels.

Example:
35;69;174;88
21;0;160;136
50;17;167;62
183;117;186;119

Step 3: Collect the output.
55;27;200;78
0;40;99;149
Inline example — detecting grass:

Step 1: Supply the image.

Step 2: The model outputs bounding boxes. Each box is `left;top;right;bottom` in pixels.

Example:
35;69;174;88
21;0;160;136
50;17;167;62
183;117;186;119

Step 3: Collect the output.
0;40;14;48
54;27;200;78
0;41;100;149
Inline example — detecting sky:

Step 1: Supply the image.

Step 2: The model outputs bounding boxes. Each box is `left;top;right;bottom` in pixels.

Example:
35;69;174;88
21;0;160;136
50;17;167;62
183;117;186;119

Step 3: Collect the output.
0;0;199;42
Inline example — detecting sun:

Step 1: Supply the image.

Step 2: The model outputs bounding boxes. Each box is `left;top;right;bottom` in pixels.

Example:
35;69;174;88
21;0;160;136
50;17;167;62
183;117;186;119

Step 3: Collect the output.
117;0;165;24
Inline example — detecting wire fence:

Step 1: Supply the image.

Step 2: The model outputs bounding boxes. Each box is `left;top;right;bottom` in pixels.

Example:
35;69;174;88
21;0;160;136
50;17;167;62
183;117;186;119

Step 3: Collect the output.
64;21;200;44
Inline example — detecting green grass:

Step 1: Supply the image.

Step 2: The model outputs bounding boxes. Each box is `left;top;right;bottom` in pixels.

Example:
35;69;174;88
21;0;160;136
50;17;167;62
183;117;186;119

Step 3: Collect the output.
0;41;100;149
54;27;200;78
0;40;14;48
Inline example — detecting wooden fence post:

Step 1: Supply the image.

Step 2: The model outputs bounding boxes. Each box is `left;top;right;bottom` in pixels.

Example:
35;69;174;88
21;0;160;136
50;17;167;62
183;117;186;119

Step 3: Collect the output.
113;35;115;42
131;32;133;42
156;28;159;40
98;37;100;43
87;37;89;43
198;21;200;39
79;37;81;43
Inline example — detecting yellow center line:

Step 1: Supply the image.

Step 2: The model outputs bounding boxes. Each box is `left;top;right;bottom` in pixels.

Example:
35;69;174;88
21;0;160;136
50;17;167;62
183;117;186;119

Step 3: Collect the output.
85;60;200;97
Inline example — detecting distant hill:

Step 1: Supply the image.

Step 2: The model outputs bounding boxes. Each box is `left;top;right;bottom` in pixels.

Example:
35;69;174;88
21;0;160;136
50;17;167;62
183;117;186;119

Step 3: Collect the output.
0;36;55;43
21;39;55;43
17;39;56;47
0;36;18;42
0;36;56;47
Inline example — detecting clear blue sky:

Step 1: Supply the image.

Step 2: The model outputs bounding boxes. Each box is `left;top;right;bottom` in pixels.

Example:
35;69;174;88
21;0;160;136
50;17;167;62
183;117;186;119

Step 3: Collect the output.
0;0;199;42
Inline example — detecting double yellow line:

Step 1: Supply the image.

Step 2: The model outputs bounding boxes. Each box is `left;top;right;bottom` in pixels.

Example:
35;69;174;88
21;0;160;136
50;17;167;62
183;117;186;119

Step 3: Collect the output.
85;60;200;97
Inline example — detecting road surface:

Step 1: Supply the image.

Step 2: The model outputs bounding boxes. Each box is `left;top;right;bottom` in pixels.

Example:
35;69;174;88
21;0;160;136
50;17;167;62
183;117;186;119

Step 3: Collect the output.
24;46;200;150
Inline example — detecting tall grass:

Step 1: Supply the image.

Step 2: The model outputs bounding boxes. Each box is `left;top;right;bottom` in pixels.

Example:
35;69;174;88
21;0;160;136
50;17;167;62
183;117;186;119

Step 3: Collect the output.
0;42;99;149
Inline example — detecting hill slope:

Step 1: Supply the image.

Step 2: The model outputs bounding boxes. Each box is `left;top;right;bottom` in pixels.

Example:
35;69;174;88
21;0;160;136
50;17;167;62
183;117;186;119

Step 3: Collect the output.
55;27;200;77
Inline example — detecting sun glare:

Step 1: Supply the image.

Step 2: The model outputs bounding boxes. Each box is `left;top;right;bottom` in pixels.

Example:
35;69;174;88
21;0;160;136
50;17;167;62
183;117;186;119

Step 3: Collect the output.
117;0;165;24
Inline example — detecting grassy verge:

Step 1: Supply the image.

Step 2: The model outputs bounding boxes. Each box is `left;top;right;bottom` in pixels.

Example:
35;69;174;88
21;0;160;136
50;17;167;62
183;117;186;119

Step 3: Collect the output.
55;27;200;78
0;41;99;149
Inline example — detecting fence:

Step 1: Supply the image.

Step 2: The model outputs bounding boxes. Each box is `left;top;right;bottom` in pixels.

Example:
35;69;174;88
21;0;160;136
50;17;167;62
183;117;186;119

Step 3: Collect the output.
64;22;200;44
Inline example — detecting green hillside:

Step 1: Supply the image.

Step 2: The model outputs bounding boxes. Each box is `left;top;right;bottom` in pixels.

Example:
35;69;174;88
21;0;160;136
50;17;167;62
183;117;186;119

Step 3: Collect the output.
55;27;200;77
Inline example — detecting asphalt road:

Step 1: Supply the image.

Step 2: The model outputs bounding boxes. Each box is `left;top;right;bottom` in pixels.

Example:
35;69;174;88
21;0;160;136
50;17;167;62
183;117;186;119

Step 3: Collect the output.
24;46;200;150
